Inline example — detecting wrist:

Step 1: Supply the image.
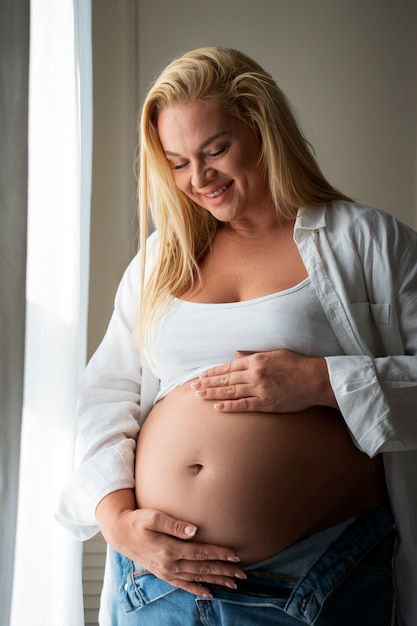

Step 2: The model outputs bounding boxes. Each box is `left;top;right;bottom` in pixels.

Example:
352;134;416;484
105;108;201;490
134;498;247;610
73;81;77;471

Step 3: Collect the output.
310;358;339;409
96;488;136;546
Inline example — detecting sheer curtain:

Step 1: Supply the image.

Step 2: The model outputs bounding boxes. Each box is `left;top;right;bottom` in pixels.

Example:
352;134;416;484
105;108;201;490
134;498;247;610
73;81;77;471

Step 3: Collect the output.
10;1;92;625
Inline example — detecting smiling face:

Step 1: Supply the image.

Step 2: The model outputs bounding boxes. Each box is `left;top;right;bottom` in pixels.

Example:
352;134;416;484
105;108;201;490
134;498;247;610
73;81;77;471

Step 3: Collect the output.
156;100;274;226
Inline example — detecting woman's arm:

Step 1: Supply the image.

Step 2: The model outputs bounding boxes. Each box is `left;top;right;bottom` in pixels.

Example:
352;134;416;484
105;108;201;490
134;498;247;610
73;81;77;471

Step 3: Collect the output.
56;252;143;539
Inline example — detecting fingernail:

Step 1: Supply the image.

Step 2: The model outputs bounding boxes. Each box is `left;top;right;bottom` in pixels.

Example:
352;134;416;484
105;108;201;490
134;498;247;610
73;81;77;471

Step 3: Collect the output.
214;403;224;410
191;381;201;390
227;556;240;562
226;581;238;589
234;572;247;580
202;592;213;599
184;524;197;536
195;390;207;397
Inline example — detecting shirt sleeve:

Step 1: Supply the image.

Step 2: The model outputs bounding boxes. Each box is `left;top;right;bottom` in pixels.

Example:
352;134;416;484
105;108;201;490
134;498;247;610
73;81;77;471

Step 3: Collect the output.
56;252;144;540
325;214;417;457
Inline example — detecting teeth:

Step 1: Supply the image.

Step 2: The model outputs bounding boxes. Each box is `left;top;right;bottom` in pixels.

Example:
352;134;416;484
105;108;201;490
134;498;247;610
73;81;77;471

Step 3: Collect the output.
206;182;230;198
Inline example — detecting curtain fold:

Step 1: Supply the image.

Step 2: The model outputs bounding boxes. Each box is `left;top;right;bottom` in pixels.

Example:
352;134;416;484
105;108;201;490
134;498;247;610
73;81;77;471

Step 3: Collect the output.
9;1;92;625
0;2;30;626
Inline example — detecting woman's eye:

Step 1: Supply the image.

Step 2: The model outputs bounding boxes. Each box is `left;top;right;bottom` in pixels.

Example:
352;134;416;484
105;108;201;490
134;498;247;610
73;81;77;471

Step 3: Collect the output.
172;162;188;170
209;145;228;158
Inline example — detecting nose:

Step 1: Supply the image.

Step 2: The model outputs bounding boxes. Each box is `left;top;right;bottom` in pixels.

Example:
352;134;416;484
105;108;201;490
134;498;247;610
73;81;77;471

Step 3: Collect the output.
191;159;215;190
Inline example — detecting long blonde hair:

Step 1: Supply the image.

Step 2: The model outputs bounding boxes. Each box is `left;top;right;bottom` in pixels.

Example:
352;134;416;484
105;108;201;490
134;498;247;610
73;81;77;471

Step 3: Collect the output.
137;46;350;355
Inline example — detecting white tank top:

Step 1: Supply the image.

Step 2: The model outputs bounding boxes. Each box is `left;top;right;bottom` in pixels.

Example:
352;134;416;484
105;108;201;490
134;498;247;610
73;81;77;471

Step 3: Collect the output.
148;278;344;402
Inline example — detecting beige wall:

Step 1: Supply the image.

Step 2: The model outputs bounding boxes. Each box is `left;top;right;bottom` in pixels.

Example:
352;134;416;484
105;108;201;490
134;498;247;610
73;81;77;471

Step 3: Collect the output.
88;0;139;356
90;0;417;356
138;0;417;224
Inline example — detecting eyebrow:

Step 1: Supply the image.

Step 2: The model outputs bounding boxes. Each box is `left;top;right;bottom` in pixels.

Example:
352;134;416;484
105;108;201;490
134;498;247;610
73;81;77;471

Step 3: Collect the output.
163;131;232;157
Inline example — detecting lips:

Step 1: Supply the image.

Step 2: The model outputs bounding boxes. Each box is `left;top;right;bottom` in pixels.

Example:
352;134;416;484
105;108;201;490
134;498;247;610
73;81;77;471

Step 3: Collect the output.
205;181;233;198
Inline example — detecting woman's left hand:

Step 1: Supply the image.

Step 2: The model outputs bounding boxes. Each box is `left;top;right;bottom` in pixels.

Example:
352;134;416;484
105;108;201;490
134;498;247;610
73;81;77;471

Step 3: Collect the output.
191;349;338;413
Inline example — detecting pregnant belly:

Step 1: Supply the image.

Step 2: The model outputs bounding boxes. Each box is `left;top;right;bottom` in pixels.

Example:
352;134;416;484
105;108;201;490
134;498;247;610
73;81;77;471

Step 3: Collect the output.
135;381;387;563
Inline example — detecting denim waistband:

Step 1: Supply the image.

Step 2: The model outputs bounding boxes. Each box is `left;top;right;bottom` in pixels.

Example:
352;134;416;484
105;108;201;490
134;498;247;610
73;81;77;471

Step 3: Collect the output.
246;515;355;576
211;502;395;603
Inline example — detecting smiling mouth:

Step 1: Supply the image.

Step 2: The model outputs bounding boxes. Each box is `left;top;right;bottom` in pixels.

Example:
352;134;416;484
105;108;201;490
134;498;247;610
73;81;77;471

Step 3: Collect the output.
205;181;233;198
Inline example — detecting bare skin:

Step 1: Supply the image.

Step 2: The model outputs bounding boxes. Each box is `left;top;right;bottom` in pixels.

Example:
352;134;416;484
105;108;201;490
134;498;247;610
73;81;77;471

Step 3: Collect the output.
135;383;387;565
97;100;388;599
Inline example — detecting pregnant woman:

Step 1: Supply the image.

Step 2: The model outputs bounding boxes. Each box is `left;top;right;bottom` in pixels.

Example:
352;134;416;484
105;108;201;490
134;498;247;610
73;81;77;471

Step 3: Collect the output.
57;47;417;626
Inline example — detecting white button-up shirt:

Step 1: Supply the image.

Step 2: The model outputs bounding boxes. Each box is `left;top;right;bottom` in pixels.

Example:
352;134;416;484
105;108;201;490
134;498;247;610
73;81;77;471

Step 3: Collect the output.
57;201;417;626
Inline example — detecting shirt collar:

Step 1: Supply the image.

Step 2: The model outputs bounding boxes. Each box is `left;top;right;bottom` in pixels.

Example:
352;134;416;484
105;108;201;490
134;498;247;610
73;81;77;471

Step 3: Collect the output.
295;205;327;231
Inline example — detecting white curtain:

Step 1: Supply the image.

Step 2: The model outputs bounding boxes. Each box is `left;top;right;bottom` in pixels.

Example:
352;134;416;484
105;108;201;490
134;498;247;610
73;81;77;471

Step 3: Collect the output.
10;1;92;625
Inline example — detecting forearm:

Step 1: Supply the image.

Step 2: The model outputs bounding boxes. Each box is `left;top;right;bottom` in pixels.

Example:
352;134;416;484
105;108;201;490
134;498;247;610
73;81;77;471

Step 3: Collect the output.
96;488;137;548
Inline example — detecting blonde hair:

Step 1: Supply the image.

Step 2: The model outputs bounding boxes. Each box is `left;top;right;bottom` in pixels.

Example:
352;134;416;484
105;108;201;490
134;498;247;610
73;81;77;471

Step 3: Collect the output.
137;46;350;355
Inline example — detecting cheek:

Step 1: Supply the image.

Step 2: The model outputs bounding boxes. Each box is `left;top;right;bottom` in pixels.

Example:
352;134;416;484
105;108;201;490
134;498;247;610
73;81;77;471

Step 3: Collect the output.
172;174;187;193
173;176;196;201
231;151;259;177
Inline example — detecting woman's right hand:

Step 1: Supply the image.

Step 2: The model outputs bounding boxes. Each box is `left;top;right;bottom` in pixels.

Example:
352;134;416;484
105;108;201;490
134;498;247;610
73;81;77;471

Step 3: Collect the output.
96;489;246;598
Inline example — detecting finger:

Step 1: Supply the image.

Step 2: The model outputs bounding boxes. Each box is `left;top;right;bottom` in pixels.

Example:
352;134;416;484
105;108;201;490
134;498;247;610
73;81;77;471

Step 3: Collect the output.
179;541;242;565
200;358;247;380
213;398;254;412
180;572;243;590
169;570;246;598
196;383;244;400
142;509;198;540
154;546;244;588
174;559;247;591
169;578;214;598
214;396;279;413
182;572;244;588
196;372;249;391
198;363;231;379
179;559;246;582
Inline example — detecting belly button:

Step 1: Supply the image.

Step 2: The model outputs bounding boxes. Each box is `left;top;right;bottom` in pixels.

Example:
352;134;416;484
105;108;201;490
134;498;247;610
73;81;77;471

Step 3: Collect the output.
189;463;204;475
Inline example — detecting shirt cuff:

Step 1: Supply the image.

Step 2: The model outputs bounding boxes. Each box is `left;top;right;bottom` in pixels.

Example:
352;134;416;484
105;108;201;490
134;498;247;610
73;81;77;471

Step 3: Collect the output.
55;442;135;541
325;355;395;456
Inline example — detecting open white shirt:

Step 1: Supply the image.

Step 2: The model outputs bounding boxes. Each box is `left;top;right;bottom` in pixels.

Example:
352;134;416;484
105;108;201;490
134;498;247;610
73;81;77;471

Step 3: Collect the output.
57;201;417;626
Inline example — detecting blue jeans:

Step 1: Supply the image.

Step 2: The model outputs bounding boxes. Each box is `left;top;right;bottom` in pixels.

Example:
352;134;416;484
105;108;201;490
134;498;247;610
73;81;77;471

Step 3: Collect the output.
110;504;395;625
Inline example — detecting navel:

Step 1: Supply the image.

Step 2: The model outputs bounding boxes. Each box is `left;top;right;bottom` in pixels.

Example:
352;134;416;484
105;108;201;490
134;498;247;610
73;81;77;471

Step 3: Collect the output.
188;463;204;476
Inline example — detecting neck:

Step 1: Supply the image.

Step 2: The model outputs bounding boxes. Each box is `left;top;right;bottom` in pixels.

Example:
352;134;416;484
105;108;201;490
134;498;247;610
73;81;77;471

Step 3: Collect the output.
221;213;294;241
